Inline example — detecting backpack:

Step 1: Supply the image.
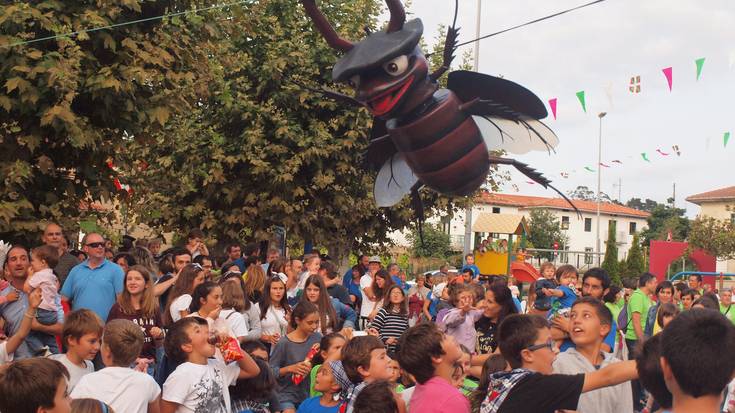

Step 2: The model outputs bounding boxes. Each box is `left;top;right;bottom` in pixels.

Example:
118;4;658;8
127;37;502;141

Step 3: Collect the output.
617;303;632;333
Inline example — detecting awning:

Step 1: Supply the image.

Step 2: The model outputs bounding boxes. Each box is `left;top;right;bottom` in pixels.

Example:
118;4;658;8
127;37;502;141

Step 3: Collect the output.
472;213;528;235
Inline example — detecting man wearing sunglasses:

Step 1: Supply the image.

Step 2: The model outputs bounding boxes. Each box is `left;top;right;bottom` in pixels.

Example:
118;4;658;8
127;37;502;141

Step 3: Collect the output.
61;232;124;323
479;314;637;413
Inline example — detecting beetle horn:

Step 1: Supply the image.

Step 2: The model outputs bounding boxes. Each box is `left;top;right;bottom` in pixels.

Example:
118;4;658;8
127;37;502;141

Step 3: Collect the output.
300;0;353;52
385;0;406;32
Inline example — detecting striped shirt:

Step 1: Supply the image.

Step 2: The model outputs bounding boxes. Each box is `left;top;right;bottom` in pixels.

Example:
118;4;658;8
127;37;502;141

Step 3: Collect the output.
371;307;409;353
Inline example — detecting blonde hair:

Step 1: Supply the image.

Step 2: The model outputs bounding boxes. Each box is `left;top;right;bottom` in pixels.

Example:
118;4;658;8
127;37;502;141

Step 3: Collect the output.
71;398;116;413
244;263;266;298
118;265;159;318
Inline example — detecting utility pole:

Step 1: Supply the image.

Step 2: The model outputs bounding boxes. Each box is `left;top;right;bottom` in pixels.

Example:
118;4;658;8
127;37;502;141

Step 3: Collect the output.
463;0;482;259
596;112;607;266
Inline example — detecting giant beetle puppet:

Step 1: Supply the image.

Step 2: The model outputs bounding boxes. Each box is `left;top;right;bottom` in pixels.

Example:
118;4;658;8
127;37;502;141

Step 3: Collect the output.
299;0;577;212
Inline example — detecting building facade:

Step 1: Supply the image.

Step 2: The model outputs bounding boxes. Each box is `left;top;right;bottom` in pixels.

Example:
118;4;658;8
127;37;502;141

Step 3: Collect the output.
686;186;735;273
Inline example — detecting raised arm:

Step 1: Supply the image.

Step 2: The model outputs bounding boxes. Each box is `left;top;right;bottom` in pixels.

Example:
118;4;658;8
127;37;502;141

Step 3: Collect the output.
582;360;637;393
7;289;41;354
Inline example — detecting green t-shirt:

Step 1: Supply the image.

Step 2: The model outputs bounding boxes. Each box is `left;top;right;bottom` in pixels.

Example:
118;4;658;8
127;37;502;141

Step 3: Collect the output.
721;304;735;325
625;289;652;340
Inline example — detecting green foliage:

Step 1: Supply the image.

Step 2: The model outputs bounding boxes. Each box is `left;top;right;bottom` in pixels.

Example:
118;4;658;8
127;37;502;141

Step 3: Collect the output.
639;204;690;246
527;209;568;260
407;223;450;258
688;216;735;260
626;198;661;212
602;221;619;285
568;185;612;202
624;233;646;277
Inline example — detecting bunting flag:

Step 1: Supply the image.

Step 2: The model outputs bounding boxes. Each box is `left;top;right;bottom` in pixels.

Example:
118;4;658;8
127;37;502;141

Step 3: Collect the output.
584;166;596;172
611;160;623;164
695;58;705;81
599;162;610;168
512;184;520;192
113;178;133;194
526;181;536;185
629;75;641;93
672;145;681;156
726;132;731;148
560;172;569;178
576;91;587;113
641;153;651;162
656;149;670;156
548;98;558;120
662;67;673;91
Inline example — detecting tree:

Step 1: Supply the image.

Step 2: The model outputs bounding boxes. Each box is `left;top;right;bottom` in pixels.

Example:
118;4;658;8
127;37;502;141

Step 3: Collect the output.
688;216;735;260
601;221;620;285
0;1;224;244
639;204;689;247
626;198;661;213
407;223;451;258
568;185;612;202
622;233;646;278
527;209;569;260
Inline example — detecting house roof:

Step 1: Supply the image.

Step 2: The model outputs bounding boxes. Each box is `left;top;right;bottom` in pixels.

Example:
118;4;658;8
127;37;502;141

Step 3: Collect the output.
472;213;528;235
685;186;735;205
476;192;650;218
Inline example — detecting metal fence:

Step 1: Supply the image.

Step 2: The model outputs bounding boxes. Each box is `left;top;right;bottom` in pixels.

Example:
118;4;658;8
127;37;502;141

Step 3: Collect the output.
526;248;604;272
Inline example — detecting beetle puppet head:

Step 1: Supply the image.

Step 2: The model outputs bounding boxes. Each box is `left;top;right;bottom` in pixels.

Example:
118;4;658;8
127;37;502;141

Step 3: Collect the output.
301;0;437;119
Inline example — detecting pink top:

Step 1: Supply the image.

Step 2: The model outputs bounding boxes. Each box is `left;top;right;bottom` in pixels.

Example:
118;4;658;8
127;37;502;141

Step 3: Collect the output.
409;376;470;413
28;268;59;312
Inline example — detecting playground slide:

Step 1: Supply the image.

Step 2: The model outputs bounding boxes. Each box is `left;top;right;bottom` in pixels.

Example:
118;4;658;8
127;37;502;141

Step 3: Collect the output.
511;261;540;283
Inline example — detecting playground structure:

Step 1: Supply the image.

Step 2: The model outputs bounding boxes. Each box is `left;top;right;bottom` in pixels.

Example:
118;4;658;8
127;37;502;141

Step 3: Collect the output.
471;213;540;282
649;240;717;283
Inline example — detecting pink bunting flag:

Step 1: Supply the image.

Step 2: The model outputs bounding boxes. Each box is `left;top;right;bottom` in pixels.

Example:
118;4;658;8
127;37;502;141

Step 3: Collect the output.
526;181;536;185
656;149;670;156
548;98;557;120
662;67;673;91
599;162;610;168
611;160;623;164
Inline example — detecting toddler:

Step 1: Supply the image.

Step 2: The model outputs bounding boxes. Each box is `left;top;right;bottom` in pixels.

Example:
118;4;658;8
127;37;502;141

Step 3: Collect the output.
24;244;61;353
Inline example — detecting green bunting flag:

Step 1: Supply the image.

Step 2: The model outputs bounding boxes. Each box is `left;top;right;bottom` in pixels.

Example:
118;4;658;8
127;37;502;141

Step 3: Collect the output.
584;166;595;172
576;91;586;113
725;132;731;148
641;153;651;162
696;58;706;81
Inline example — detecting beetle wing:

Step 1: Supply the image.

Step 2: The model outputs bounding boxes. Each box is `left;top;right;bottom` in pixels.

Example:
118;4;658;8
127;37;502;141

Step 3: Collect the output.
447;70;548;119
472;115;559;155
374;153;418;207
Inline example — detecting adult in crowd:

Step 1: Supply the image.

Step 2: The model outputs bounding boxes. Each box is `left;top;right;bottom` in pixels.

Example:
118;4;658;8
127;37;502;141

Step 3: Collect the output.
475;282;518;354
183;228;208;259
644;280;674;337
41;222;79;287
193;254;214;279
61;233;124;323
262;247;280;273
343;254;369;289
687;273;703;295
1;245;63;359
388;263;405;290
112;252;136;274
226;243;242;262
319;261;351;306
153;248;192;308
624;272;657;411
359;256;381;329
720;287;735;324
552;297;633;413
345;265;363;309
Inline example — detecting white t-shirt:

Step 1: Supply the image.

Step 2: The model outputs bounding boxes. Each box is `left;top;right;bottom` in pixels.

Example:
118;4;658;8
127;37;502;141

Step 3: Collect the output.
0;342;11;365
170;294;193;322
162;358;240;413
259;305;288;336
50;354;94;391
71;366;160;413
360;274;377;317
219;309;248;338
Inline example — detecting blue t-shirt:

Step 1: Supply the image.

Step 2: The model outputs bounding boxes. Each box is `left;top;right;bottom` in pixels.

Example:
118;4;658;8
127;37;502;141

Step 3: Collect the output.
296;396;341;413
462;264;481;278
60;259;124;321
559;319;617;352
557;285;577;309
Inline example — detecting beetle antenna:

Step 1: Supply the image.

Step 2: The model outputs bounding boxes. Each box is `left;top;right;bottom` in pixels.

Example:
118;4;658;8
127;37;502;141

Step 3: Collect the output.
300;0;354;52
452;0;459;30
385;0;406;32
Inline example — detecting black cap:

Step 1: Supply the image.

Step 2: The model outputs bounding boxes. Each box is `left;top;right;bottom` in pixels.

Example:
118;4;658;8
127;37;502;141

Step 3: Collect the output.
332;19;423;82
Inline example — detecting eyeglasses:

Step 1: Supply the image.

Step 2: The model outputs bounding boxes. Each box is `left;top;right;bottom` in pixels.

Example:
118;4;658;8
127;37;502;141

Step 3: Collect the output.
190;263;203;270
85;242;105;248
526;339;555;352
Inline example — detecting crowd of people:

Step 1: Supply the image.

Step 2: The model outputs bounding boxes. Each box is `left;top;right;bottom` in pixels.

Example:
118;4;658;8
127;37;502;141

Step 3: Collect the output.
0;223;734;413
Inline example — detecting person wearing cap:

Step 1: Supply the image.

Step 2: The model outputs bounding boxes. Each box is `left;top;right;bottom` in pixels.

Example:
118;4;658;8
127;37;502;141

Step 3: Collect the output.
359;256;382;330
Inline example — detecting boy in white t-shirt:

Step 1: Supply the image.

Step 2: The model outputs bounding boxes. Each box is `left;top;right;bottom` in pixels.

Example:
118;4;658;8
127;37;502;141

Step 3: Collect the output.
71;319;161;413
0;288;41;364
161;316;261;413
50;309;103;391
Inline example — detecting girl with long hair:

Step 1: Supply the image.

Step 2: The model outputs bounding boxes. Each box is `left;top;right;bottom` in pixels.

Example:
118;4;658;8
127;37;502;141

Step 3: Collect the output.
221;273;262;342
107;265;164;372
475;282;519;354
369;285;409;353
218;280;251;343
128;246;158;279
163;263;205;325
258;276;291;352
300;275;357;335
244;259;267;303
367;269;395;320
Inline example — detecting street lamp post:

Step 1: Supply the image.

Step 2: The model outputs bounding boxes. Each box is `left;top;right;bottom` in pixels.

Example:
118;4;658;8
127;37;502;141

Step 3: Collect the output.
596;112;607;266
463;0;482;258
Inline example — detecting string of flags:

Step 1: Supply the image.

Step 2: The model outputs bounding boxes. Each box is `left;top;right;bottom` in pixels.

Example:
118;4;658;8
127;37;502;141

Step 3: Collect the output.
106;159;133;195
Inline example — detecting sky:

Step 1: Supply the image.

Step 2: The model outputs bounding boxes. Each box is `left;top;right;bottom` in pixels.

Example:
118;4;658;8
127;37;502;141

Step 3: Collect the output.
377;0;735;217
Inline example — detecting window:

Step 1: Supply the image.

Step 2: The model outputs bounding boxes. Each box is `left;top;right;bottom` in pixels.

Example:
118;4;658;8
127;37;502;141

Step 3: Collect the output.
584;247;594;264
561;216;570;230
492;207;500;214
629;222;637;235
584;218;592;232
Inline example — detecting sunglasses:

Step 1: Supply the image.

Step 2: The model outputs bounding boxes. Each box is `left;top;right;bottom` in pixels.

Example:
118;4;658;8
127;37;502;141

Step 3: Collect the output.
526;339;555;352
85;242;105;248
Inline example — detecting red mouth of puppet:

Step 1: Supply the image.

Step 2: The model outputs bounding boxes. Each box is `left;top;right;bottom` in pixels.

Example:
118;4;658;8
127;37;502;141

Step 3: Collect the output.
367;76;414;116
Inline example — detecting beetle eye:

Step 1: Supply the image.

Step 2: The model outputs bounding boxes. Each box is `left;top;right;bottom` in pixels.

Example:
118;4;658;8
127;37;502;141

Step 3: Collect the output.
382;55;409;76
348;75;360;88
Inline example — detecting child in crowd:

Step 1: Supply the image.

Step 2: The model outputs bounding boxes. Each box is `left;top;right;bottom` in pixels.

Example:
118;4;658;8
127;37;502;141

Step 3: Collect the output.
164;263;206;325
656;302;679;330
453;345;478;397
680;288;696;311
543;265;578;317
387;357;405;392
660;309;735;413
370;285;409;354
301;275;357;334
352;380;403;413
0;358;71;413
635;334;672;413
24;244;61;353
470;354;509;412
0;288;41;364
531;262;556;313
396;323;468;413
442;284;484;354
258;276;291;352
162;317;260;413
310;333;347;397
189;281;249;344
270;301;324;413
329;335;393;413
50;308;103;390
71;319;161;413
70;399;116;413
107;265;165;375
232;340;282;413
297;362;343;413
